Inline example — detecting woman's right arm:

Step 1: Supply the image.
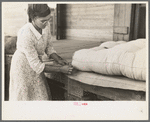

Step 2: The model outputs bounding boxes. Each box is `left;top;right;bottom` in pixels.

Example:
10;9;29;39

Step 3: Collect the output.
43;64;73;75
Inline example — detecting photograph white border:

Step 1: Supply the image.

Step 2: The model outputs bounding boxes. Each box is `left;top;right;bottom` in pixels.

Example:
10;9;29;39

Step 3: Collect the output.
2;1;149;120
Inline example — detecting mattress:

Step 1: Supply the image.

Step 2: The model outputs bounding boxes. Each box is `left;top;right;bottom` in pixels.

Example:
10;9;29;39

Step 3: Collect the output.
72;39;147;81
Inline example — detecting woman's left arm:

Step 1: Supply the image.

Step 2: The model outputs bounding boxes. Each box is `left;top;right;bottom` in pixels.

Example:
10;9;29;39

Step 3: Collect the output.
50;53;69;66
45;22;69;66
45;43;69;65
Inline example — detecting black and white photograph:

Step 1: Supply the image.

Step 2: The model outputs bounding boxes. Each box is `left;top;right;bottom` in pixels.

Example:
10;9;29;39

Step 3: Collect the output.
2;1;148;120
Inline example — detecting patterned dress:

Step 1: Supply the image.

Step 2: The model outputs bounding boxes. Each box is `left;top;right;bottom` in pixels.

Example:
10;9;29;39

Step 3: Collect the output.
9;22;56;101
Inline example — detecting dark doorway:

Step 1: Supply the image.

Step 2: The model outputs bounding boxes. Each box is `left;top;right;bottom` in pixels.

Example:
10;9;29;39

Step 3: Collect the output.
130;4;146;40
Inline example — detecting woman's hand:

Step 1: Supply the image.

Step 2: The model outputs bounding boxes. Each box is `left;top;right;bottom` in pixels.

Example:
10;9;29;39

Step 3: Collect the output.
57;59;69;66
60;65;74;75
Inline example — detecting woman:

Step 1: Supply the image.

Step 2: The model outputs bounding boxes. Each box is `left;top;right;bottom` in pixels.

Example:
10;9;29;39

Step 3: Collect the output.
9;4;73;101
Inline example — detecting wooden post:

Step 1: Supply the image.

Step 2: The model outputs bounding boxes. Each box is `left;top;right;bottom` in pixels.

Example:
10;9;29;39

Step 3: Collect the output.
113;4;132;41
57;4;60;40
133;4;140;40
53;12;55;35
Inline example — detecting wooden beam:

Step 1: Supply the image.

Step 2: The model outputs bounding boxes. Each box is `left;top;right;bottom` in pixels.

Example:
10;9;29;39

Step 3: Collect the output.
68;78;145;101
63;26;113;30
66;36;112;42
114;26;128;34
117;34;124;41
63;29;113;40
52;12;55;36
133;4;140;40
124;4;132;41
113;4;132;41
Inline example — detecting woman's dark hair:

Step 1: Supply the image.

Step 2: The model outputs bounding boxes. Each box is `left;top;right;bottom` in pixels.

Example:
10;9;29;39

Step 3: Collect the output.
27;4;51;23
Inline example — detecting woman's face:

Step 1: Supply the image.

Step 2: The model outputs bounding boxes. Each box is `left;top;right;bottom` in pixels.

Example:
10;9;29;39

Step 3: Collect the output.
34;14;51;29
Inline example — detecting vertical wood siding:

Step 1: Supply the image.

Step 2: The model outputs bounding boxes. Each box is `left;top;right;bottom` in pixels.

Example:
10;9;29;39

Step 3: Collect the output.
61;4;114;41
113;4;132;41
3;3;28;36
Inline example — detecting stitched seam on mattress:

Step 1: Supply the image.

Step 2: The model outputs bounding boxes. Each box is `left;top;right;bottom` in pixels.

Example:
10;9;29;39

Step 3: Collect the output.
73;59;145;69
131;54;136;79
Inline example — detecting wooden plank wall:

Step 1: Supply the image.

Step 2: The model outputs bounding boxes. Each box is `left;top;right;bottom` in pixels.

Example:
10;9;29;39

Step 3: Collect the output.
61;4;115;42
113;4;132;41
3;3;28;36
57;4;66;39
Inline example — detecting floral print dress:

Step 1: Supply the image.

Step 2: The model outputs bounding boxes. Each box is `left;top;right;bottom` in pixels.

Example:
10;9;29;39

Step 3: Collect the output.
9;22;56;101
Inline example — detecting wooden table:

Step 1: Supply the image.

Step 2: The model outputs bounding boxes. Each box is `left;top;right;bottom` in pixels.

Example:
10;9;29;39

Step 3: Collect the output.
45;71;146;101
44;39;146;101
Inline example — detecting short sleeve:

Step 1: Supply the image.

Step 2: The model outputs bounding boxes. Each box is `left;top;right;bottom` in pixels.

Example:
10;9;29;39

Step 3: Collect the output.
17;31;45;74
45;23;57;57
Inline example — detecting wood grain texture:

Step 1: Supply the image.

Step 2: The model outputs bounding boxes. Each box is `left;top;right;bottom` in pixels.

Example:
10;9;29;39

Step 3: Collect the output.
113;33;118;41
113;4;132;41
65;4;114;8
68;78;84;98
63;29;113;41
66;36;110;42
124;4;132;41
114;4;120;26
119;4;126;27
114;26;128;34
125;4;132;27
117;34;124;41
64;28;113;36
66;18;114;27
68;78;145;101
65;13;114;19
123;34;129;41
45;72;145;101
113;4;119;41
60;4;114;41
63;26;113;30
65;4;114;15
53;39;101;59
133;4;140;40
